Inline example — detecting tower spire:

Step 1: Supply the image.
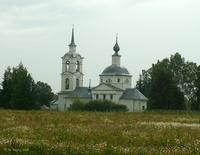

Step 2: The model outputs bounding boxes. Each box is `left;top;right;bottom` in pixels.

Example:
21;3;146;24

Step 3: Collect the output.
113;33;120;54
69;25;76;47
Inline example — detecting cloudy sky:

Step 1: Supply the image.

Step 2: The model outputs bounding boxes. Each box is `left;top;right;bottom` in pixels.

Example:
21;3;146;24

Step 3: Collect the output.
0;0;200;92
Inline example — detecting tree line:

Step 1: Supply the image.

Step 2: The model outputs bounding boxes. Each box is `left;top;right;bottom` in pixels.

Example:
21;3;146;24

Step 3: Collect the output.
0;63;56;110
136;53;200;110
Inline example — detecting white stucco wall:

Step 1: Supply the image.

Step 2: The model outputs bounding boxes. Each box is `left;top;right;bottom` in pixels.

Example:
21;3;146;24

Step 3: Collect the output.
112;55;121;66
119;99;147;112
61;53;84;92
57;93;92;111
99;75;132;90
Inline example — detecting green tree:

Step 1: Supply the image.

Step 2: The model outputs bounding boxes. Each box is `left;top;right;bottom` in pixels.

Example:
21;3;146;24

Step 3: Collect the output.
136;53;197;110
9;63;36;109
192;66;200;110
136;69;151;98
149;59;185;110
0;67;13;108
169;53;198;108
0;63;38;109
34;81;55;106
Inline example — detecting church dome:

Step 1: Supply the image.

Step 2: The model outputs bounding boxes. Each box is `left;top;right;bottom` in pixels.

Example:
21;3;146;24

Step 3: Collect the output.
101;65;130;76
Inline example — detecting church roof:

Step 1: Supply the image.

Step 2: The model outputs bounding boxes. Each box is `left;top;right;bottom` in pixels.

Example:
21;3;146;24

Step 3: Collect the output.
120;88;148;101
68;26;76;47
60;87;92;99
92;83;123;91
101;65;131;76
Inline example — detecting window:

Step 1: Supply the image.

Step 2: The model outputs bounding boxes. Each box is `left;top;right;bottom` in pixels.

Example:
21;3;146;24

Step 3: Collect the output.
142;106;145;110
76;61;80;72
110;94;113;100
103;94;106;100
108;79;112;83
65;78;69;89
66;61;70;71
76;79;79;87
117;78;120;83
96;94;99;100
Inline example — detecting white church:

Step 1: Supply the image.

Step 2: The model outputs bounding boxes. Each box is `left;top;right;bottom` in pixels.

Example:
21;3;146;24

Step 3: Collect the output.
51;28;148;112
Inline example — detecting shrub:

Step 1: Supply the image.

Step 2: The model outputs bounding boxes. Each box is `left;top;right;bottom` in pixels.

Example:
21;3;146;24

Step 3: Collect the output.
69;99;128;112
68;98;85;111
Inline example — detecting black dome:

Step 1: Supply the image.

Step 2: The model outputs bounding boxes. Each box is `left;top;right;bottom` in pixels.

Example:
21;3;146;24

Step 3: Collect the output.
101;65;130;75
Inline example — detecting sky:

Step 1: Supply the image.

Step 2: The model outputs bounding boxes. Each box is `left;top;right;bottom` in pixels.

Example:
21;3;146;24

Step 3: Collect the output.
0;0;200;93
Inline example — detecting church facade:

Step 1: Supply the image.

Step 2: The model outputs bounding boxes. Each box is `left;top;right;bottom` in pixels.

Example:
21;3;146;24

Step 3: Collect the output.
51;28;148;112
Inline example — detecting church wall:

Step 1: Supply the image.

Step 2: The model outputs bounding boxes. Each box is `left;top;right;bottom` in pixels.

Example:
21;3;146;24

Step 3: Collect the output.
100;75;132;90
92;90;123;103
112;55;121;66
57;95;91;111
57;94;68;111
119;99;147;112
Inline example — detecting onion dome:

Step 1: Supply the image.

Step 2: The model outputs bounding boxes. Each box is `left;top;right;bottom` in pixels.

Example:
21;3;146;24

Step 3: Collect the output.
101;65;130;76
113;34;120;54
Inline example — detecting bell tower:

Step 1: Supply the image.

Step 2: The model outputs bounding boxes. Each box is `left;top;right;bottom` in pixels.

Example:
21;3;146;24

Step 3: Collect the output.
61;26;84;92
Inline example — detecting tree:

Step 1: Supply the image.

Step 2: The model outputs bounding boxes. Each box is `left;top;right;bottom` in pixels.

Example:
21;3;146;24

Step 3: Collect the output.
0;63;37;109
149;59;185;110
136;53;198;110
192;66;200;110
0;63;55;110
0;67;13;108
34;81;55;106
169;53;198;108
9;63;36;109
136;69;151;98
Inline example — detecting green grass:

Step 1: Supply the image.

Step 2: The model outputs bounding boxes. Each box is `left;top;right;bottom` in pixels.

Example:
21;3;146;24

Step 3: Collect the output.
1;110;200;154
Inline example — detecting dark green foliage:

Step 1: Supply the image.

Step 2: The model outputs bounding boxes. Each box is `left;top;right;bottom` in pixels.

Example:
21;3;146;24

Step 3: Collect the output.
0;63;54;110
0;63;37;109
192;66;200;110
34;81;55;106
136;69;151;98
69;99;128;112
84;100;128;112
149;59;185;110
136;54;188;110
0;67;12;108
10;63;36;109
68;98;85;111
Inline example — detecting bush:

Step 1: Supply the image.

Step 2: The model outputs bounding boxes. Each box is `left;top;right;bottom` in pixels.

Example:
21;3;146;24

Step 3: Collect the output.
68;98;85;111
69;99;128;112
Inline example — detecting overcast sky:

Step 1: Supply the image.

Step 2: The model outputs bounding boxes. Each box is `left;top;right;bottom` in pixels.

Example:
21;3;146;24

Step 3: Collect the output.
0;0;200;92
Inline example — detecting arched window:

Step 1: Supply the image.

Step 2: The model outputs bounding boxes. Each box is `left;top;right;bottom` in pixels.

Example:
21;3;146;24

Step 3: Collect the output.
76;79;79;87
117;78;120;83
66;61;70;71
96;94;99;100
65;78;69;89
76;61;80;72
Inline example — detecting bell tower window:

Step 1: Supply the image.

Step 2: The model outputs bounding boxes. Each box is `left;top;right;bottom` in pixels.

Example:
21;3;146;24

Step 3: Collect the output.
65;78;69;89
76;79;79;87
66;61;70;71
117;78;120;83
76;61;80;72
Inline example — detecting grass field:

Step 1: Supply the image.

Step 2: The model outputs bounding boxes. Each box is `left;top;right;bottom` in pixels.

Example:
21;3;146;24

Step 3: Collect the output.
1;110;200;154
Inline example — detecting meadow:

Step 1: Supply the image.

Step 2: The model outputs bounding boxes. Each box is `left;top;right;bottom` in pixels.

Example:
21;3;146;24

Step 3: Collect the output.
0;110;200;154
